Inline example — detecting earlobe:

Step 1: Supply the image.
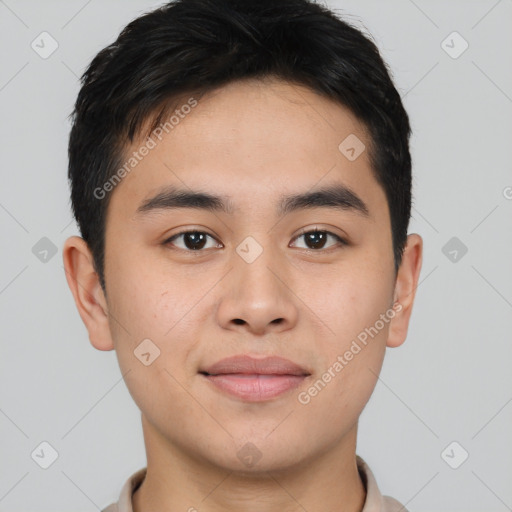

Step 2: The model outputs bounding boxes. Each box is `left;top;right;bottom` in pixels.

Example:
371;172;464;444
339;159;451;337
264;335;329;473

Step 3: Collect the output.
386;233;423;348
62;236;114;351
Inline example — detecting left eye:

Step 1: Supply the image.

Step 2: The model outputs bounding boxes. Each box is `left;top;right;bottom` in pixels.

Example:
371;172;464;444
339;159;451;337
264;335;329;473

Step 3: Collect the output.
290;229;346;251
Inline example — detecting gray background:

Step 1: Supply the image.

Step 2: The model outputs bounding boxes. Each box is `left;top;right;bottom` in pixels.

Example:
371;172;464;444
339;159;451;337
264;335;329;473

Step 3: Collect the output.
1;0;511;510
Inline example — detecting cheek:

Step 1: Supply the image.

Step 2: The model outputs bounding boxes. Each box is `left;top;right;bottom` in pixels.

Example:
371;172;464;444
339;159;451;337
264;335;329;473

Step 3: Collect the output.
317;263;393;345
105;252;209;380
106;248;196;337
106;269;200;419
298;301;389;434
307;258;393;401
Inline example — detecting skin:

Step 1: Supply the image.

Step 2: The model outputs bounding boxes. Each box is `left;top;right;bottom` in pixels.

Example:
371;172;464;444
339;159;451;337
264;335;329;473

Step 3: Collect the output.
63;77;422;512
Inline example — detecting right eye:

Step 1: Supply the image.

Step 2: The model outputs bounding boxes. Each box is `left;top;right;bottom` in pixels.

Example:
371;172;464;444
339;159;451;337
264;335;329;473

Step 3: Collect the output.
163;230;223;251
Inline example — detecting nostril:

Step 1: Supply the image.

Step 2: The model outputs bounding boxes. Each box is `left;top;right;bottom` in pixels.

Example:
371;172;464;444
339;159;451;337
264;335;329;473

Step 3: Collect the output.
233;318;245;325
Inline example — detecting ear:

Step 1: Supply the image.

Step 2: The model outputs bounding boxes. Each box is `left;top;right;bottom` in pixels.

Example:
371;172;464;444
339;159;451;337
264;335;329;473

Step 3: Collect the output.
386;233;423;348
62;236;114;351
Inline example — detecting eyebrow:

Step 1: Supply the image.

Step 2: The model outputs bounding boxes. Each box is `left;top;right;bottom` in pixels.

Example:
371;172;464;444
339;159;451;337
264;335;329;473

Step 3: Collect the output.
135;183;370;218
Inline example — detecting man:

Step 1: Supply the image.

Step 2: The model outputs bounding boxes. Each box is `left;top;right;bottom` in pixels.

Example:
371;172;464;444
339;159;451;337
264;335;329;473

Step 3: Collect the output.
63;0;422;510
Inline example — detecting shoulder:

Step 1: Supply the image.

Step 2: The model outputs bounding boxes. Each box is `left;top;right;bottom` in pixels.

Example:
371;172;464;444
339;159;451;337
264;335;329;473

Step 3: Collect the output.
382;495;409;512
100;466;146;512
101;504;118;512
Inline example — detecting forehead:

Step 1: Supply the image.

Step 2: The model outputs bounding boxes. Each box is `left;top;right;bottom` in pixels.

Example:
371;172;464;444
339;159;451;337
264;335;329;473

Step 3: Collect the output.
161;78;369;166
107;78;386;220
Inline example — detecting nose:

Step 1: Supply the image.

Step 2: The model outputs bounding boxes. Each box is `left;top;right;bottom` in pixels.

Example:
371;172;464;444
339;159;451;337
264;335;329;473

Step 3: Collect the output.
216;240;299;336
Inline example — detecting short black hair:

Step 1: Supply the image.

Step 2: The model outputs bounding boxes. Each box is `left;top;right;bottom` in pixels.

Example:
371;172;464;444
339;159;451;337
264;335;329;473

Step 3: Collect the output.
68;0;412;293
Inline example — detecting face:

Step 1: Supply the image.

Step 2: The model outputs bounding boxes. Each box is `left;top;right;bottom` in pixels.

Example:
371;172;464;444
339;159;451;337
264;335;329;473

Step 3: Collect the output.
64;77;421;474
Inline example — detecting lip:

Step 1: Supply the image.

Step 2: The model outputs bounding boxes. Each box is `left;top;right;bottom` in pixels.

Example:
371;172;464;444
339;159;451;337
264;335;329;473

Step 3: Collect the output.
201;355;310;376
199;355;311;402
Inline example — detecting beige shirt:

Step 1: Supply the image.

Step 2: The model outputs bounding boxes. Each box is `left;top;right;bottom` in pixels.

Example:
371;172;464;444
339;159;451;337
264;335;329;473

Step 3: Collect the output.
102;455;408;512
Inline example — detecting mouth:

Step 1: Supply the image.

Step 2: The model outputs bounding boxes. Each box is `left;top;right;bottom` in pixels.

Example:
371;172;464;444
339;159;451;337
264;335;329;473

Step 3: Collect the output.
199;355;311;402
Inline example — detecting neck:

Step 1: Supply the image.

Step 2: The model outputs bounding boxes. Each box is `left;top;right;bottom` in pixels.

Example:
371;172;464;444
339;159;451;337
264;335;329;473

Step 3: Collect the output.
133;415;366;512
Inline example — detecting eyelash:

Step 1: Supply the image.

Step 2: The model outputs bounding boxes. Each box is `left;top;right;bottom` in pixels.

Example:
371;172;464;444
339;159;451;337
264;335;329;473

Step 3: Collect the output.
163;228;348;253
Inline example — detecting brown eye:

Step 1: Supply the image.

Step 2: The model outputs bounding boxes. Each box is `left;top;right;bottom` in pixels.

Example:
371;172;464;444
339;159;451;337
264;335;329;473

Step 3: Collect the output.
291;229;346;251
165;231;221;251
